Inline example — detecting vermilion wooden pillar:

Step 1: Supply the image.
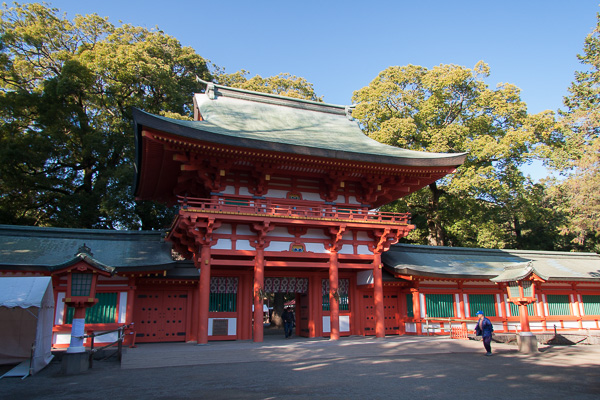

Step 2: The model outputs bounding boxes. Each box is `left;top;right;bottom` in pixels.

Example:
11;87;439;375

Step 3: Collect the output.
253;248;265;342
197;245;211;344
329;250;340;340
519;304;531;333
373;253;385;338
125;276;136;346
412;288;422;335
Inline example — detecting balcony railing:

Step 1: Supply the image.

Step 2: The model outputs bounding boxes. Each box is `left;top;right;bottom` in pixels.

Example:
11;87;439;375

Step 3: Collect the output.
177;196;411;225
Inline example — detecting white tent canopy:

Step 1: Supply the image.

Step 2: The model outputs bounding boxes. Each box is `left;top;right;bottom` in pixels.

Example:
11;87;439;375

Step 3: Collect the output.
0;277;55;378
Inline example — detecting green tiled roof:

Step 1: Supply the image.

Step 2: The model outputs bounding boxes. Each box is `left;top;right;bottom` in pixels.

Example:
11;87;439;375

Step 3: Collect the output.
383;244;600;281
0;225;176;271
133;83;467;168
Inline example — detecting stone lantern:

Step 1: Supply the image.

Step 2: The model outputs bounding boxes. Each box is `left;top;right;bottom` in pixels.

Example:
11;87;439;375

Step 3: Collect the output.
491;261;547;353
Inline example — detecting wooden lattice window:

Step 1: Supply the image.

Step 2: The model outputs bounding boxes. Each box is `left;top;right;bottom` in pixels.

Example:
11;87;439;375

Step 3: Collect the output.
468;294;496;317
546;294;571;316
509;302;536;317
406;294;414;317
425;294;454;318
65;292;118;324
582;295;600;315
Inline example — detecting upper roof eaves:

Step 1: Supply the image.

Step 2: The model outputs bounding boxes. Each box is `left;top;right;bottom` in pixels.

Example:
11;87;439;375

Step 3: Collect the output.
134;82;467;168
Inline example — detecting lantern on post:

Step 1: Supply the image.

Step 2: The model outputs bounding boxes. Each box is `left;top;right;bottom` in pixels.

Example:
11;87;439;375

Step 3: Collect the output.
50;244;114;354
491;261;546;353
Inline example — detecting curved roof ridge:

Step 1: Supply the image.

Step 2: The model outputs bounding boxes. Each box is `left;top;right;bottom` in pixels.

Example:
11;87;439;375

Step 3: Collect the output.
197;78;348;115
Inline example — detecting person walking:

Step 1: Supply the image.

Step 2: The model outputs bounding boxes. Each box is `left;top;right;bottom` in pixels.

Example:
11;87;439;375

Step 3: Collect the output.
474;311;494;356
282;307;295;339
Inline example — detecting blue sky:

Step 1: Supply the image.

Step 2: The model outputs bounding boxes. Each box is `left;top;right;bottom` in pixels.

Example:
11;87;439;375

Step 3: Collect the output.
29;1;600;177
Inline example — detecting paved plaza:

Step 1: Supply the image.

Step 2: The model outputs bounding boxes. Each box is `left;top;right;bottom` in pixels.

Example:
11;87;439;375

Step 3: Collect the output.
1;335;599;399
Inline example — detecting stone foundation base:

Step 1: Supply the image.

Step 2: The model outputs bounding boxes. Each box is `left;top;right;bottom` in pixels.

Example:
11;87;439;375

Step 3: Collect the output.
60;351;89;375
517;333;538;353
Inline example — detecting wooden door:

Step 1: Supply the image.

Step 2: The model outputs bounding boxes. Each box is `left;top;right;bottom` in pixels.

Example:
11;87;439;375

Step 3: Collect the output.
384;292;400;335
134;290;188;343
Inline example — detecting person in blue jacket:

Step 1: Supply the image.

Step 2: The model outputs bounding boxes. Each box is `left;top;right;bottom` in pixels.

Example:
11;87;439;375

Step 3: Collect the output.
474;311;494;356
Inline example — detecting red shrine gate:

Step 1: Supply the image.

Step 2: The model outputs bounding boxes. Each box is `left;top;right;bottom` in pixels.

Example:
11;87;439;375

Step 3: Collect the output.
132;82;465;343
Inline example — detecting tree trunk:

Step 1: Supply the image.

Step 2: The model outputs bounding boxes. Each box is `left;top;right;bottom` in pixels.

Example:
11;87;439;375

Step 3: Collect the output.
270;293;285;328
426;182;447;246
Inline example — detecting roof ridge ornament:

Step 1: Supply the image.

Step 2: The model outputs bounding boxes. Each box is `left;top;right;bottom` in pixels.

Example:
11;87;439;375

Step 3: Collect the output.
75;243;93;257
345;105;354;121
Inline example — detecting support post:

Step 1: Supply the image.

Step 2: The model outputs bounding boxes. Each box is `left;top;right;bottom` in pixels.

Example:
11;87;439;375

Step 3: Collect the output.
253;248;265;342
373;252;385;338
124;277;136;346
197;245;211;345
329;250;340;340
67;307;87;353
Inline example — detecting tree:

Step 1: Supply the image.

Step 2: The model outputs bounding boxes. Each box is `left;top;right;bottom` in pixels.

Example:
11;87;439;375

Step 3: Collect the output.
548;12;600;252
0;3;211;229
352;62;559;248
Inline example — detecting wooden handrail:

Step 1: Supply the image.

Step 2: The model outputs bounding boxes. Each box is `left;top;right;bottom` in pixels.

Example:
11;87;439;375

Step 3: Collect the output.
177;196;411;225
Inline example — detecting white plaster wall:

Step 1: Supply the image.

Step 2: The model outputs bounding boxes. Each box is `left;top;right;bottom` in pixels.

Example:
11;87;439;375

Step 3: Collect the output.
305;229;329;239
305;243;326;253
301;192;322;201
582;320;598;328
492;323;504;332
504;295;511;317
563;321;580;329
269;226;294;238
356;245;372;255
463;294;469;318
217;224;233;234
347;196;360;205
322;316;350;333
54;333;71;345
529;322;545;330
455;294;462;318
419;293;426;318
213;239;233;250
236;225;253;235
222;186;236;195
55;292;65;325
267;189;288;199
118;292;127;323
208;318;237;336
496;294;503;317
236;240;254;251
405;323;416;333
268;241;293;252
239;187;252;196
338;244;354;255
356;231;370;241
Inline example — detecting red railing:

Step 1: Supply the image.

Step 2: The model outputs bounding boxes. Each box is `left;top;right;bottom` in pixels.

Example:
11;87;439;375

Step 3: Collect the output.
177;196;411;225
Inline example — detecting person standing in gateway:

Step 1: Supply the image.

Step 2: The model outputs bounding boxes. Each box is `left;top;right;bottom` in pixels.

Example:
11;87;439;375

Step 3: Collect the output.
282;307;295;339
474;311;494;356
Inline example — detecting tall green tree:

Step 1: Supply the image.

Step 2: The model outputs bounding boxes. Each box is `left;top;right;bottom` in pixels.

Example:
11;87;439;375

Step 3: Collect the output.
0;3;211;229
548;12;600;252
352;62;560;248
